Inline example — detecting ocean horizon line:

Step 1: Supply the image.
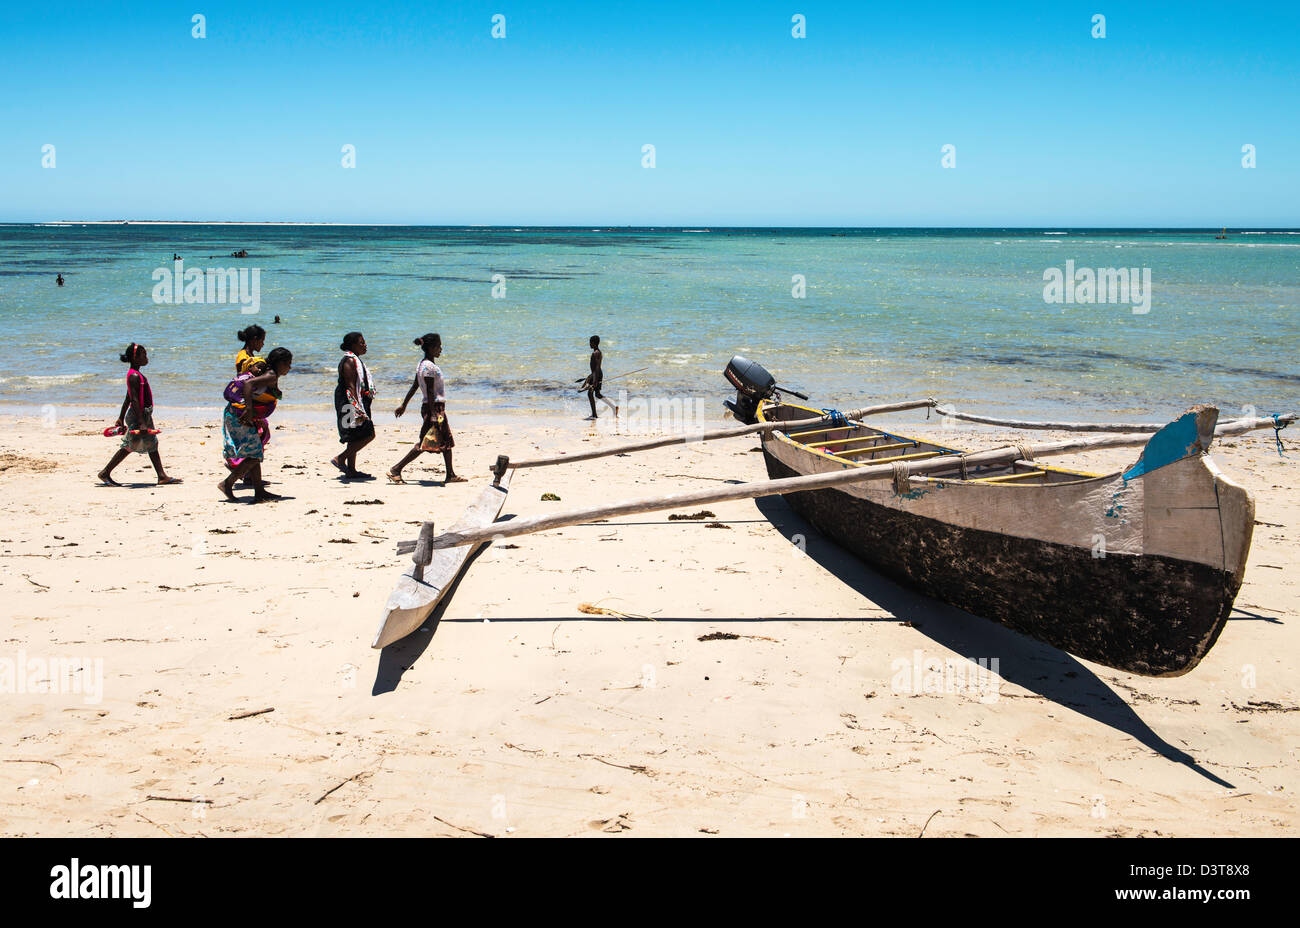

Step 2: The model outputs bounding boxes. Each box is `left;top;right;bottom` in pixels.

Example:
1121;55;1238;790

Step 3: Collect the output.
6;221;1299;233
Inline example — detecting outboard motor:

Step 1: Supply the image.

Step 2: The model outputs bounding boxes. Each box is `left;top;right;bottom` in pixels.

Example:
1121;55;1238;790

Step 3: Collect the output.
723;355;777;424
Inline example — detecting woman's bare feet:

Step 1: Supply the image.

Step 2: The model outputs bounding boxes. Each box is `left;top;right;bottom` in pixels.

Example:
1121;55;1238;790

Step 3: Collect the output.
444;474;468;483
218;480;236;501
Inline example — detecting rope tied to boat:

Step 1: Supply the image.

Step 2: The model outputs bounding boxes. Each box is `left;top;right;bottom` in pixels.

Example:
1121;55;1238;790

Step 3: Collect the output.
1272;414;1289;457
821;408;847;428
1015;443;1035;463
958;453;971;480
892;461;912;496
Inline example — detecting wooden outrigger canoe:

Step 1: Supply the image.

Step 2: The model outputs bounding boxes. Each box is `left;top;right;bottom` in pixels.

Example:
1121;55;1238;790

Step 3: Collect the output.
375;355;1291;676
372;463;512;649
757;399;1254;676
408;403;1289;676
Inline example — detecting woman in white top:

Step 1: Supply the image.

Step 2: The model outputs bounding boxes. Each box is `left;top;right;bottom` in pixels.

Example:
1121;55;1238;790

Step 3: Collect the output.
387;333;465;485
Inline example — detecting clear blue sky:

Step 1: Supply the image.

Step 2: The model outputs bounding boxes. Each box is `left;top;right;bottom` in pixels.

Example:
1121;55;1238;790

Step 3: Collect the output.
2;1;1296;225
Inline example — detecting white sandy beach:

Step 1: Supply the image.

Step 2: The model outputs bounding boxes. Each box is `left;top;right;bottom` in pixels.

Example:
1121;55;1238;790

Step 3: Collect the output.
0;408;1296;837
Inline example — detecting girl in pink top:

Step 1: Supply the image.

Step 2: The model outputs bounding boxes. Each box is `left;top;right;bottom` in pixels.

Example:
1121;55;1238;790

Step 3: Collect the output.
97;343;181;486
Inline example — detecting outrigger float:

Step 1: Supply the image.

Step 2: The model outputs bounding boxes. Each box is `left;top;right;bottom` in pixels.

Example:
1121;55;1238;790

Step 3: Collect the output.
376;357;1294;677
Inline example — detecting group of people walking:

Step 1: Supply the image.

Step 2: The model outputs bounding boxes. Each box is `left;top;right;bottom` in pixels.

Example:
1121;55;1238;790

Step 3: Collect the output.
327;330;461;485
97;326;466;501
97;329;616;501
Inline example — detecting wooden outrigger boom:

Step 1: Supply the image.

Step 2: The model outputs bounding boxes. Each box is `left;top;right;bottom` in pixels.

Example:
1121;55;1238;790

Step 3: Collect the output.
501;398;938;470
432;411;1293;552
933;404;1256;433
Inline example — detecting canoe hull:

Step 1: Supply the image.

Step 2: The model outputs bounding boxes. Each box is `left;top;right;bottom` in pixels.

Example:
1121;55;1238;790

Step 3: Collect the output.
759;408;1254;676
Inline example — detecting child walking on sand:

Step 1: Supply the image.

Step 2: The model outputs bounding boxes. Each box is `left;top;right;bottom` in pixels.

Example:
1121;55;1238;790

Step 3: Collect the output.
387;333;465;484
97;343;181;486
235;324;266;373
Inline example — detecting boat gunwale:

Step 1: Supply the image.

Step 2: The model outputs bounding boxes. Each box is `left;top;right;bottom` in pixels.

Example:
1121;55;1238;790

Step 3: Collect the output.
759;399;1109;486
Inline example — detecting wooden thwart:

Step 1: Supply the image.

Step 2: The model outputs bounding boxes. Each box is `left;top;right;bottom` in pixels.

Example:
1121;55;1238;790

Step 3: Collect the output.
837;441;920;456
813;437;913;450
850;450;942;465
786;425;863;439
971;471;1044;484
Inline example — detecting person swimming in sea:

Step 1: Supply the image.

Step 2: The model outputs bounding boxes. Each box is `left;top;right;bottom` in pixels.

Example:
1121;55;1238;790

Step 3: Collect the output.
97;343;181;486
580;335;618;420
56;273;64;286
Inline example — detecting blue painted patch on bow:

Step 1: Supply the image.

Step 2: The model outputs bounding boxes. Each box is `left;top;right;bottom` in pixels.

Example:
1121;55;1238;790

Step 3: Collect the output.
1122;409;1208;481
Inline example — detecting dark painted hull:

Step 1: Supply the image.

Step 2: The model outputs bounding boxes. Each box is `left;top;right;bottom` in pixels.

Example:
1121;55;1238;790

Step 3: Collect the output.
764;452;1241;676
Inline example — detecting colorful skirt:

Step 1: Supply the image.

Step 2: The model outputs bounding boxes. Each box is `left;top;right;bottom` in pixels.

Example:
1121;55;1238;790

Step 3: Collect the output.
223;404;264;464
336;385;375;444
418;401;454;452
122;406;158;454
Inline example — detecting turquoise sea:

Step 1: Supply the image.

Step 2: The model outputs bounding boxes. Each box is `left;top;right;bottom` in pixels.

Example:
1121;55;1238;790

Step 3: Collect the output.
0;225;1296;421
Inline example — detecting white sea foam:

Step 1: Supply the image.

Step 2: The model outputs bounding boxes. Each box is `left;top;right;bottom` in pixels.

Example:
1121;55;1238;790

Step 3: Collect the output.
20;374;100;386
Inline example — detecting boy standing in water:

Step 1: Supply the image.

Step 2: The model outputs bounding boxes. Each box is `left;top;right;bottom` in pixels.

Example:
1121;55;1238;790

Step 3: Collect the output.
581;335;618;420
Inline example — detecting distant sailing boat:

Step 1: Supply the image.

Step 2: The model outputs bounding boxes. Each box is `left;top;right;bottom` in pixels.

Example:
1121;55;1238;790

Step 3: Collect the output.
1215;227;1228;240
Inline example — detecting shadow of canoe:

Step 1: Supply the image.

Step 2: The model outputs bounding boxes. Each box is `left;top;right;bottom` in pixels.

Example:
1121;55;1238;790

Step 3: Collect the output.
753;495;1234;789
